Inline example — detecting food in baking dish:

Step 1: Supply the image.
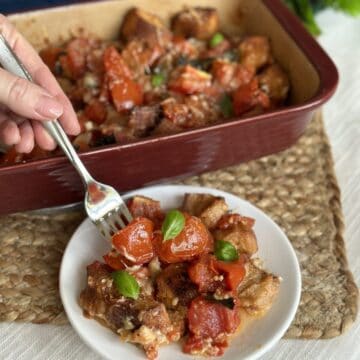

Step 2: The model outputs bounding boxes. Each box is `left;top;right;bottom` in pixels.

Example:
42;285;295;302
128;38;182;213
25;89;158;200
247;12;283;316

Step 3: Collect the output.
79;193;280;359
0;6;289;166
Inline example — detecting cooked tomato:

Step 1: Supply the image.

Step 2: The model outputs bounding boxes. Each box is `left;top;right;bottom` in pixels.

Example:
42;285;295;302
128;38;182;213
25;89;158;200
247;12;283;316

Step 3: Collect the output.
212;256;247;291
103;250;126;270
232;78;270;116
172;36;198;57
84;99;107;125
189;254;246;291
112;217;154;265
183;296;240;355
39;46;63;73
169;65;212;95
154;213;213;263
0;147;23;166
109;77;143;112
212;60;254;92
104;46;133;79
183;335;228;357
216;213;255;230
122;39;163;75
65;38;90;79
188;254;220;292
103;46;143;112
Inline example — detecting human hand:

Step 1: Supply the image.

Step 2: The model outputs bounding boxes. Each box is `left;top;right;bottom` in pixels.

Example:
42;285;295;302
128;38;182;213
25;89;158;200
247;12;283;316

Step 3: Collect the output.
0;14;80;153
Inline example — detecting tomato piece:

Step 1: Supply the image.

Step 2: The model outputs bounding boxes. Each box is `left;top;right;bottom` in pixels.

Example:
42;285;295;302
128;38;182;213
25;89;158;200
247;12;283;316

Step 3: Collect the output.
0;147;23;165
169;65;212;95
154;213;213;263
39;46;63;73
232;78;270;116
103;250;126;270
66;38;90;78
189;254;246;291
84;99;107;125
212;60;254;91
103;46;143;112
188;254;220;292
172;36;197;57
112;217;154;265
109;78;143;112
183;296;240;355
217;213;255;230
104;46;133;79
212;257;247;291
122;39;163;75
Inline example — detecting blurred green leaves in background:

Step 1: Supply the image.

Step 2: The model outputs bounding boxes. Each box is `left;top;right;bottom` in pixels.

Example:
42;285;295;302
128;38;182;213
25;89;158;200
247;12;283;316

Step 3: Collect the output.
284;0;360;34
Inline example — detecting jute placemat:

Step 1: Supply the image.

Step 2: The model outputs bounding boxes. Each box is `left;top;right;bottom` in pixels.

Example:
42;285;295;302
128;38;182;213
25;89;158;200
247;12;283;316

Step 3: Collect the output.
0;112;358;338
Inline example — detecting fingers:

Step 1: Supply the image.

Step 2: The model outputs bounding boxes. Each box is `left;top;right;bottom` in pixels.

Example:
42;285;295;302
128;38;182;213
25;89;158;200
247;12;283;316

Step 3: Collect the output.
0;117;20;146
34;67;80;135
0;68;64;120
32;120;56;151
15;120;34;153
0;15;80;136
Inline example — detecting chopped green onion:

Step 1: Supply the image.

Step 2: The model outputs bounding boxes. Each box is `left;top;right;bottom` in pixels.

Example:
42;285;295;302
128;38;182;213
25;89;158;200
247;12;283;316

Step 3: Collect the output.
151;73;165;87
162;210;185;242
209;32;225;48
215;240;239;262
112;270;140;300
220;94;234;118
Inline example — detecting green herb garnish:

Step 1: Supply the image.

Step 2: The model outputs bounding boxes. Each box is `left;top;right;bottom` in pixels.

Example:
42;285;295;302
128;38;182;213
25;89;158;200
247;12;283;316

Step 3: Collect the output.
161;210;185;242
151;73;165;87
220;94;234;118
215;240;239;262
112;270;140;300
209;32;225;48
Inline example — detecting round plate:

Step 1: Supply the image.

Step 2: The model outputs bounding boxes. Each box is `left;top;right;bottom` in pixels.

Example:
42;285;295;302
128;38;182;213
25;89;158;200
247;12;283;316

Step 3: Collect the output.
60;185;301;360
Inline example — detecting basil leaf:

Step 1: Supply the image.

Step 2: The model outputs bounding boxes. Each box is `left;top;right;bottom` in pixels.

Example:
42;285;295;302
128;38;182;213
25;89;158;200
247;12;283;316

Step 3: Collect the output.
205;295;235;310
209;32;225;48
215;240;239;262
162;210;185;242
112;270;140;300
151;73;165;87
220;94;234;118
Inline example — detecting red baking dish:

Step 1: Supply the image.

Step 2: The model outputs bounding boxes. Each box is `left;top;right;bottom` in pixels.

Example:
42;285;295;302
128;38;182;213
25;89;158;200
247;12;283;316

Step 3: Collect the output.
0;0;338;215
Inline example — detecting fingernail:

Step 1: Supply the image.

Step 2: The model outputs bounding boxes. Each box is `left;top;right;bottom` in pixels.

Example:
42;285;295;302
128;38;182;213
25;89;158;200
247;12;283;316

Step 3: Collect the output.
35;96;64;119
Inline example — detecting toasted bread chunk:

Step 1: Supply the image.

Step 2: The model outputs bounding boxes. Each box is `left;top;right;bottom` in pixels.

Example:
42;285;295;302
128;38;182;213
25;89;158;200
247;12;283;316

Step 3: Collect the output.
182;193;228;229
213;222;258;255
239;36;272;71
156;263;198;309
171;7;219;40
120;8;171;45
258;64;290;104
127;195;164;225
238;260;280;317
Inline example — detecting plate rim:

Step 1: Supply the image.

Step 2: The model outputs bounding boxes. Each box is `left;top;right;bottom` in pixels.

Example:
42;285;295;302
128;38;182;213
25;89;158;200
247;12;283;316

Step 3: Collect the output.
60;184;302;360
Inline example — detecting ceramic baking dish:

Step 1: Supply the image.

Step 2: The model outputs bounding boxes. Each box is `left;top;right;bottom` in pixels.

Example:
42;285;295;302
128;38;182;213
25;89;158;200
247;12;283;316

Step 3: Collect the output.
0;0;338;215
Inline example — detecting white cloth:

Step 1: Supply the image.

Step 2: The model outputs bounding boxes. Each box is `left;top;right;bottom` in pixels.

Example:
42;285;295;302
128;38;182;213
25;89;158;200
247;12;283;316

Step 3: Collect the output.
1;8;359;360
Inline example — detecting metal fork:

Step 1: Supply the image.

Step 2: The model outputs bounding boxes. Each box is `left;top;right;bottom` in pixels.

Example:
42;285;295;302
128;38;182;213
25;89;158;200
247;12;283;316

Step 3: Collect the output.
0;34;132;239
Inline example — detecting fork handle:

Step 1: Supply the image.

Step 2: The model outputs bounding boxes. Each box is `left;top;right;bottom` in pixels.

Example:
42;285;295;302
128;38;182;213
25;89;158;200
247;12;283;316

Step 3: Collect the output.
0;34;93;186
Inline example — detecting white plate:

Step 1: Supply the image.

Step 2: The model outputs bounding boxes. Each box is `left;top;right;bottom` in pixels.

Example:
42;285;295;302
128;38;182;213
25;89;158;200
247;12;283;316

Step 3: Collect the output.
60;185;301;360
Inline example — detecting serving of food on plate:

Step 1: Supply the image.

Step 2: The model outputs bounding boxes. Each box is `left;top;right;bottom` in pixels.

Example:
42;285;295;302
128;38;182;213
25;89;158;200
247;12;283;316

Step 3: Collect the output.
79;192;280;359
0;6;289;166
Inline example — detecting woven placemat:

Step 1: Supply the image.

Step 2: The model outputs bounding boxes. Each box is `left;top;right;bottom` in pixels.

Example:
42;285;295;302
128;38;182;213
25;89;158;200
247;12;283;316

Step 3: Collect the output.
0;112;358;338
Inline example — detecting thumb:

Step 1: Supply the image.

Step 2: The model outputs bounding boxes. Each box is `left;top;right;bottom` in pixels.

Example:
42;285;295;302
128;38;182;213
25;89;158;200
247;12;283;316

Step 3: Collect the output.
0;68;64;121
